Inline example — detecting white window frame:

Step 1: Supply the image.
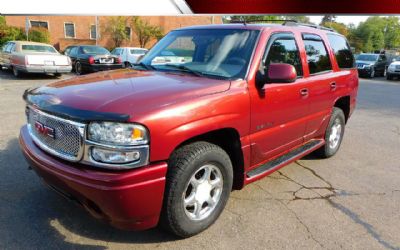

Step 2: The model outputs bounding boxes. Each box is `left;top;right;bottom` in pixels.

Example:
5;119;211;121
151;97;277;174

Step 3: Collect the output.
89;24;97;40
64;22;76;39
30;20;50;30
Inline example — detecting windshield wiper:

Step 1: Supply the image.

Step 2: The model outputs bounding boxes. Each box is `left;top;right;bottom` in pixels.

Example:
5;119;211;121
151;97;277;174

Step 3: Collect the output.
163;64;205;77
133;62;155;71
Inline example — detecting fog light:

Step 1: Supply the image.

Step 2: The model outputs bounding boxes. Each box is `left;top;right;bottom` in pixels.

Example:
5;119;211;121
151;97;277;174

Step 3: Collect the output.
91;147;140;164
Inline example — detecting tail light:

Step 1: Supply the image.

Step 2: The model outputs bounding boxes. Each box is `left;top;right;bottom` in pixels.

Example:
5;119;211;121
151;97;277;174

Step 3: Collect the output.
67;56;71;65
25;56;29;66
117;57;122;64
89;56;95;65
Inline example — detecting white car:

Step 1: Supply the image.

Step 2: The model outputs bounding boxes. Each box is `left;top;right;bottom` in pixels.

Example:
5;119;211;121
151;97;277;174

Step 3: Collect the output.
111;47;148;67
0;41;72;77
387;57;400;80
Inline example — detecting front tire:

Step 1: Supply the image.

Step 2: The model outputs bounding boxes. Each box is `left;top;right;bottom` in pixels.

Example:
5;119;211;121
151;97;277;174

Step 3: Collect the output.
315;107;346;158
161;142;233;238
387;73;392;80
369;68;375;78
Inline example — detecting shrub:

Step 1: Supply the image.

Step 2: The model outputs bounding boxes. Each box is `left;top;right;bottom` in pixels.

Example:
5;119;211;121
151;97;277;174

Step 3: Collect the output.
28;27;50;43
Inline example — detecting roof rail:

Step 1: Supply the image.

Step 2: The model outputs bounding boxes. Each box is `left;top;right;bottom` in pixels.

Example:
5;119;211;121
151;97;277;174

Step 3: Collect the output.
228;18;336;32
283;21;336;32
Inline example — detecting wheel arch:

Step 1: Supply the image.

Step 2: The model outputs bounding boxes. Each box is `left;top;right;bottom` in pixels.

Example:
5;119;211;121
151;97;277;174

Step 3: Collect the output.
334;95;350;123
168;127;245;190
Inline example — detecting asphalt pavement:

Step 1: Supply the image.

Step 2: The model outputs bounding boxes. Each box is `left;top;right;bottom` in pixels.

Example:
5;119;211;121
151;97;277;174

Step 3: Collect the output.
0;69;399;250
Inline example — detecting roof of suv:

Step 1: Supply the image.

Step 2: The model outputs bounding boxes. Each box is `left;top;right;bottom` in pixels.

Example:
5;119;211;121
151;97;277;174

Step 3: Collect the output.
176;23;340;36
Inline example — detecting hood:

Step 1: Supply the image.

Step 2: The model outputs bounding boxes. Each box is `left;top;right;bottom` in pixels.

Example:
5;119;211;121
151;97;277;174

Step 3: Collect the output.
389;61;400;66
24;69;231;122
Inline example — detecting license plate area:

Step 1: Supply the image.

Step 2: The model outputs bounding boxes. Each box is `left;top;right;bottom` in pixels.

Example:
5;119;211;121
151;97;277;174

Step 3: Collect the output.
100;58;114;64
44;61;55;66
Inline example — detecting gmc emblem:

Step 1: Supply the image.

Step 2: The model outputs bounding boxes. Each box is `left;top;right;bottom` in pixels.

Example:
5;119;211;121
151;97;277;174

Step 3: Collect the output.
34;121;55;139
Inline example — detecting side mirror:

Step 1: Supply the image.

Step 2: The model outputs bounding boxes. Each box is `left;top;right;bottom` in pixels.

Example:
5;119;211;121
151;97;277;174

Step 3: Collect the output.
267;63;297;83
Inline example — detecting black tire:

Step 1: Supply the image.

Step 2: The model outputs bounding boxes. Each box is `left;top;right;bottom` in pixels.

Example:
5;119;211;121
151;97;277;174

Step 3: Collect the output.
382;68;387;77
123;62;132;68
12;67;21;78
387;74;392;80
369;68;375;78
160;141;233;238
315;107;346;158
54;73;62;78
75;61;82;75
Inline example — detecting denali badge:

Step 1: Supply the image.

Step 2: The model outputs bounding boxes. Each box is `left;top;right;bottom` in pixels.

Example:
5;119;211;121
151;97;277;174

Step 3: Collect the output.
34;121;55;139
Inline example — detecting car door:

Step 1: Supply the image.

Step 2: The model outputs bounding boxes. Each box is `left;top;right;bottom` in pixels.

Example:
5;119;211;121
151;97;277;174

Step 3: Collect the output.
377;54;387;74
300;33;340;141
68;47;78;67
249;32;309;165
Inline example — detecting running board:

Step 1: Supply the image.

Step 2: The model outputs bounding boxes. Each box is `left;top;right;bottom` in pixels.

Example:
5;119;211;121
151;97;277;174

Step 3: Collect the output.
246;140;324;178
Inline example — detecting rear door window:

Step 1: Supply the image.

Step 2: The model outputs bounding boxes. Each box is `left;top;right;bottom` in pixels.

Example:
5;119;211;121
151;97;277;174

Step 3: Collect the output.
302;34;332;74
327;34;355;69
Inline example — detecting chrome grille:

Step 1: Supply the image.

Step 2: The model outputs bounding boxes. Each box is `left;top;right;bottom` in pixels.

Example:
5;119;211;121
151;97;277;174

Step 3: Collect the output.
27;108;85;161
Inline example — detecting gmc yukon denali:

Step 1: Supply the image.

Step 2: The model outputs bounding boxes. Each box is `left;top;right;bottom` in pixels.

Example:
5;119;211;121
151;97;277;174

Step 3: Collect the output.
19;23;358;237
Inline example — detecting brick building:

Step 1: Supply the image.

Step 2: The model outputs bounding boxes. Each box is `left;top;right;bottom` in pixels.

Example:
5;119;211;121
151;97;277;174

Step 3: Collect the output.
5;16;221;51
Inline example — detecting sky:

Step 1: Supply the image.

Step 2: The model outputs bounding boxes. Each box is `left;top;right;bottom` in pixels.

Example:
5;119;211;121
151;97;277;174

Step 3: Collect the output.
308;16;371;26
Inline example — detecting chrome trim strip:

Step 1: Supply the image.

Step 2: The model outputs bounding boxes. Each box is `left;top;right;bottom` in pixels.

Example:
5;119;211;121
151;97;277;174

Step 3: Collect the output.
82;140;150;170
27;106;150;170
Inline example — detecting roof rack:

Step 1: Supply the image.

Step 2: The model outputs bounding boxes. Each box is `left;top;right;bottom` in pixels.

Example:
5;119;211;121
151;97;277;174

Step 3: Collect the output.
228;19;335;32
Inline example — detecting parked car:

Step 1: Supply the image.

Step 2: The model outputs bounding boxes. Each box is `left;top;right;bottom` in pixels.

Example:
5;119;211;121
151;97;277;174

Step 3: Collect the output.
356;53;387;78
20;23;358;238
111;47;148;67
67;45;122;75
0;41;72;77
386;57;400;80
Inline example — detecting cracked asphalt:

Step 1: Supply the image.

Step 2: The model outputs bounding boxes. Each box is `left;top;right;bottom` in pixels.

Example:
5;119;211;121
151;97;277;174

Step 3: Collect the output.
0;70;399;250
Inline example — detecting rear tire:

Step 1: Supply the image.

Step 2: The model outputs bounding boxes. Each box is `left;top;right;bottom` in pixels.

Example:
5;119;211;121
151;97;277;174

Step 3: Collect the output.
54;73;62;78
75;61;82;75
315;107;345;158
369;68;375;78
160;141;233;238
12;67;21;78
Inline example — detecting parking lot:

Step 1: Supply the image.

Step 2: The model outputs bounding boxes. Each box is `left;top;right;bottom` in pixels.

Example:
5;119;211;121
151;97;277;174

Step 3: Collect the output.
0;70;399;250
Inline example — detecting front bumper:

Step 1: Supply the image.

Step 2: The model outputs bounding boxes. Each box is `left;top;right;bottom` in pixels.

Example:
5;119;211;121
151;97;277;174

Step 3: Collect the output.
387;70;400;76
16;65;72;74
357;67;373;76
19;125;167;230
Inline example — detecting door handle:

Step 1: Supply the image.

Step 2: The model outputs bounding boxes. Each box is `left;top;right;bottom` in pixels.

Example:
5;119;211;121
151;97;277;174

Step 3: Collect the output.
300;88;309;97
330;82;337;90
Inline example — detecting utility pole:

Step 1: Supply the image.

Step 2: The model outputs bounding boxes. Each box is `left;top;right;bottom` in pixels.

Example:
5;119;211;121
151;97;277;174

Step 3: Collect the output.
95;16;99;45
25;17;30;41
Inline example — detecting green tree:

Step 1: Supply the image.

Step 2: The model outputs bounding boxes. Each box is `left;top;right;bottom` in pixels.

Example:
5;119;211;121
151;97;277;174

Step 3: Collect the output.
131;17;164;48
322;22;349;36
105;16;130;48
0;16;25;46
228;15;284;23
28;27;50;43
321;15;336;24
383;16;400;49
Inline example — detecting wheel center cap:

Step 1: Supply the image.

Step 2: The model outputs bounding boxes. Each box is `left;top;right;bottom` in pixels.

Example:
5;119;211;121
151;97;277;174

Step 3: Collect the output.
195;182;212;203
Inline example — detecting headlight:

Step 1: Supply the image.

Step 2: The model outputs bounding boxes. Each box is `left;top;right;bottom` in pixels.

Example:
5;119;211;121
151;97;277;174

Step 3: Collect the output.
91;147;140;164
88;122;149;146
389;64;396;70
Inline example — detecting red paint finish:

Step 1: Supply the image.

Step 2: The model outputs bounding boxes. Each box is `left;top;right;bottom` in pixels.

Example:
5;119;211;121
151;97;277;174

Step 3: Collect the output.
185;0;400;14
20;126;167;230
20;24;358;231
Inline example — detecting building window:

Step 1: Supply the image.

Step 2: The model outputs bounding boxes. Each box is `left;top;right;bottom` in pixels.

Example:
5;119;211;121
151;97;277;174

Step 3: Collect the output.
64;23;75;38
125;27;131;40
30;21;48;29
90;25;97;40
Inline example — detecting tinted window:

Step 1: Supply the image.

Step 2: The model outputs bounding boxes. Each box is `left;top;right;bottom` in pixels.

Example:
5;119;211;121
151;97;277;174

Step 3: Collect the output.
357;54;378;61
81;46;110;55
265;37;303;76
65;23;75;38
22;45;57;53
69;47;78;57
111;48;123;55
327;34;355;69
90;25;97;40
30;21;48;29
303;35;332;74
5;43;14;53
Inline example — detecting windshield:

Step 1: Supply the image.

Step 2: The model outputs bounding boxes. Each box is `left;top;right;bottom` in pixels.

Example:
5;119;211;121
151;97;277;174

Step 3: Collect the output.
357;54;378;62
22;45;58;53
81;46;110;55
140;29;260;79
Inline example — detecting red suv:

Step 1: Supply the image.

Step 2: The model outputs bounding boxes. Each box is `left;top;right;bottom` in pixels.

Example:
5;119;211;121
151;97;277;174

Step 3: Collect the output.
19;22;358;237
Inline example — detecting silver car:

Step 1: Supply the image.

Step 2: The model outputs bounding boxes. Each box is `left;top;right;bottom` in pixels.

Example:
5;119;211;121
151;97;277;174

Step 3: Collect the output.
0;41;72;77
